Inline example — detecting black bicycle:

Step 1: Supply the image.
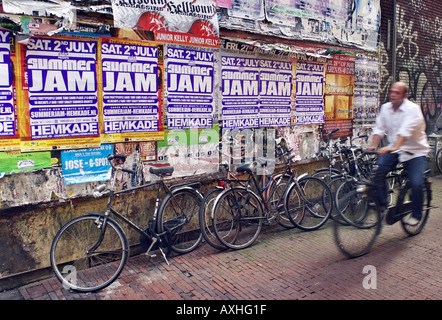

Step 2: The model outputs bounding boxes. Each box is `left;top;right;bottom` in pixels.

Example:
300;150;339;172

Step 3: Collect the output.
210;138;333;250
50;151;203;292
334;150;434;258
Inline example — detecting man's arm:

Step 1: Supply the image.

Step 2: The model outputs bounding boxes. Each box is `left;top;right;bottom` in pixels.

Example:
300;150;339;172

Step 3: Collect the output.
367;134;383;150
378;136;406;155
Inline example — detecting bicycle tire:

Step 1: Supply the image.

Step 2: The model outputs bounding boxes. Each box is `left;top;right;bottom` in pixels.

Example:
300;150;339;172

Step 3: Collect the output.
50;214;129;292
436;147;442;174
198;188;227;250
212;187;263;250
333;192;382;258
311;167;341;182
400;178;431;236
157;188;203;254
327;174;346;223
266;174;296;229
286;176;333;231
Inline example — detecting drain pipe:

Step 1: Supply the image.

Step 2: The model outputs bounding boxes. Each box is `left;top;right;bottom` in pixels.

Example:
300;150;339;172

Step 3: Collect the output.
391;0;397;84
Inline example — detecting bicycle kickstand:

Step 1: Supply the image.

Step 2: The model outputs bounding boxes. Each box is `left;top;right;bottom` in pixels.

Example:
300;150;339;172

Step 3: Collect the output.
144;237;170;266
158;246;170;266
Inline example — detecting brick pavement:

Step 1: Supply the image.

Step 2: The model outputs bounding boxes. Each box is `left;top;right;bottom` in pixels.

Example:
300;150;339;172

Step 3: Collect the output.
3;176;442;302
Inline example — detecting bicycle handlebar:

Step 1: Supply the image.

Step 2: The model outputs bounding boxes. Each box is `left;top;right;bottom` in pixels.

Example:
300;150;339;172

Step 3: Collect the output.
107;154;135;174
362;149;415;156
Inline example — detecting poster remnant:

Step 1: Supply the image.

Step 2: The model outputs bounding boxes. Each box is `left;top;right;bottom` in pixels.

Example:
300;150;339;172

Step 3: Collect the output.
0;150;52;173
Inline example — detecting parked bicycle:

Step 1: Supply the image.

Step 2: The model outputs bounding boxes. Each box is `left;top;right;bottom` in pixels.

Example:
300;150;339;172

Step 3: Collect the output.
333;150;434;258
314;132;377;223
210;138;333;250
50;151;203;292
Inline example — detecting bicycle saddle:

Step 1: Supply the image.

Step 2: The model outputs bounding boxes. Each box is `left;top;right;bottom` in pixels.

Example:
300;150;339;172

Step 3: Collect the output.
149;166;174;176
236;163;254;174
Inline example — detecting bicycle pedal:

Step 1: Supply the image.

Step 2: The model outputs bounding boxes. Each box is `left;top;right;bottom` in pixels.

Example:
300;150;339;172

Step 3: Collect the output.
145;252;157;258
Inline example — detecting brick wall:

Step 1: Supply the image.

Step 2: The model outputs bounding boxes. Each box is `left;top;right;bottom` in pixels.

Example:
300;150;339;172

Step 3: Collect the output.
380;0;442;133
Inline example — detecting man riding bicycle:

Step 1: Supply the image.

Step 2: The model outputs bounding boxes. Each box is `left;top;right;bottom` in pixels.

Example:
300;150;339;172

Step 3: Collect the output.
367;82;430;226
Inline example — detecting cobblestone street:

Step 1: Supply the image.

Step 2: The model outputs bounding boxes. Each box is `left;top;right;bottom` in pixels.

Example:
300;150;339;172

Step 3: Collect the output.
2;176;442;303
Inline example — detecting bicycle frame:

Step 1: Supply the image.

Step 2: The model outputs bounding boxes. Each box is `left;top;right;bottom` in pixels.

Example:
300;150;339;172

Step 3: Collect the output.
90;158;201;265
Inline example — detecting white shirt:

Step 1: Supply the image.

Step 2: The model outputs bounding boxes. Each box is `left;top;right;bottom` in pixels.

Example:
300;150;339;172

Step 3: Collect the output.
372;99;429;162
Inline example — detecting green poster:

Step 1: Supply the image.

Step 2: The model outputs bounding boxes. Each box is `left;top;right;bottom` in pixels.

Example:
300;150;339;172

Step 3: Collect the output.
0;151;52;173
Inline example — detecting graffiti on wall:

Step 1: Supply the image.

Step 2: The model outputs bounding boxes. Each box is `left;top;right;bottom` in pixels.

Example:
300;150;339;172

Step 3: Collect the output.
380;2;442;133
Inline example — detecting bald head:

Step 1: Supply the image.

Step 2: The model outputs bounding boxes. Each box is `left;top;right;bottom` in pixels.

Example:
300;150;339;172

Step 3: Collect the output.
393;82;409;94
389;82;409;109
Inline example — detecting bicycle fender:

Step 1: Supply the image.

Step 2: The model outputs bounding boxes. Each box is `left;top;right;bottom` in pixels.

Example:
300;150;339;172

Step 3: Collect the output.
297;172;308;181
85;212;105;217
170;181;201;191
171;185;203;198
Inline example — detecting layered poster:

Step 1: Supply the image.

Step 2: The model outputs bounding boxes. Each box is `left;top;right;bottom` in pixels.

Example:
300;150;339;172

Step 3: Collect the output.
265;0;347;27
0;29;20;150
293;61;325;125
221;56;260;129
354;53;379;125
99;37;164;143
166;46;214;129
111;0;219;48
19;36;101;151
323;53;355;137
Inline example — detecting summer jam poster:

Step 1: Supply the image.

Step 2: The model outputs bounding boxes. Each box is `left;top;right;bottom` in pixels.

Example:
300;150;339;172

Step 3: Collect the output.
221;56;292;129
0;29;20;151
165;45;215;129
98;37;164;143
111;0;219;48
259;59;292;127
17;36;101;152
221;55;260;129
293;61;325;125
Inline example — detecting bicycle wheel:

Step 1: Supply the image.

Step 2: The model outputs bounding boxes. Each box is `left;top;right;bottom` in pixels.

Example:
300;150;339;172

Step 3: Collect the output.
335;179;372;227
284;182;305;227
198;188;227;250
50;215;128;292
212;187;263;250
327;174;346;223
333;193;382;258
267;174;296;229
157;188;203;254
287;177;333;231
400;179;431;236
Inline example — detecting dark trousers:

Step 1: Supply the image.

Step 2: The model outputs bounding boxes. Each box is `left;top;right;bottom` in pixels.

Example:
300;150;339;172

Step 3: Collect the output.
374;153;426;220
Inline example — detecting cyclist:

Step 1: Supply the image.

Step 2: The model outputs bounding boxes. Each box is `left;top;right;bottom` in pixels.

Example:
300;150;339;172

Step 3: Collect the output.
366;82;430;226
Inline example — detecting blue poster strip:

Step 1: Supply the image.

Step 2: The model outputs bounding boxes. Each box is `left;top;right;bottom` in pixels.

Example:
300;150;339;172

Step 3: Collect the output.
61;144;114;185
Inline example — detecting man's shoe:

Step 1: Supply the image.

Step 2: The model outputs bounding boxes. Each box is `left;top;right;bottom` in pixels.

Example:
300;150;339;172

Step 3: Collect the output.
406;217;420;226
